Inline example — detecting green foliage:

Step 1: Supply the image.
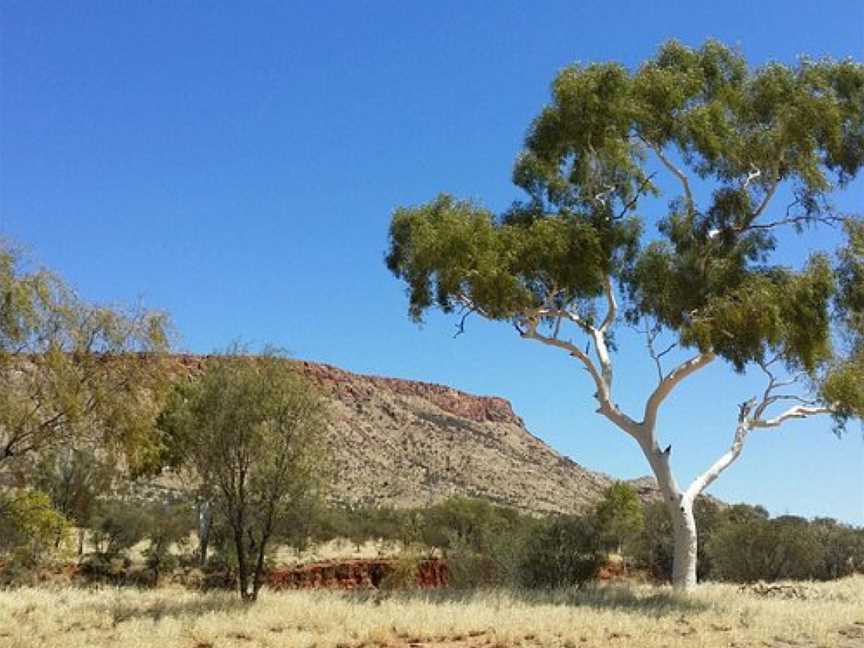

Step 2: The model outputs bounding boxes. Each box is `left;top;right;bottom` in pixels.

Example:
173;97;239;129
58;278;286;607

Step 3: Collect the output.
0;241;171;474
90;500;152;558
633;500;864;583
141;503;194;584
418;497;537;588
310;505;412;548
32;447;113;530
812;518;864;579
156;347;330;600
635;499;724;582
518;514;604;589
387;195;639;324
418;497;521;553
707;514;823;582
594;482;644;555
0;489;70;566
822;220;864;428
385;39;864;420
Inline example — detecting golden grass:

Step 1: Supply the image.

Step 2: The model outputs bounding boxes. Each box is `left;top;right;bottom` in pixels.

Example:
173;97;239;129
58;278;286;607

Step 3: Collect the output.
0;577;862;648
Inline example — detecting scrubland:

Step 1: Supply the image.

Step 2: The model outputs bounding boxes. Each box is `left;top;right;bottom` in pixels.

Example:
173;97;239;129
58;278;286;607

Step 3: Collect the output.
1;577;863;648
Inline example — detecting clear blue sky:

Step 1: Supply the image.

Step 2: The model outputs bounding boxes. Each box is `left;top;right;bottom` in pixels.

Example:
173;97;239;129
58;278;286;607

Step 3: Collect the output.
2;1;862;523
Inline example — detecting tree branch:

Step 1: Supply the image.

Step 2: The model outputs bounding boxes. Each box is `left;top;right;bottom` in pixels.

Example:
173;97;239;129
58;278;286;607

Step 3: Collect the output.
599;276;617;334
752;404;835;428
686;421;750;500
520;317;640;435
639;136;695;214
643;352;716;431
615;172;657;220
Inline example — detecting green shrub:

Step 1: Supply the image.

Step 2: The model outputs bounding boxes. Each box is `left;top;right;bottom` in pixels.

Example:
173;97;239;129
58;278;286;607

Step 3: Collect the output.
141;503;194;585
89;500;151;558
812;518;864;579
634;498;722;582
517;515;604;589
708;515;823;582
594;482;644;559
0;489;71;566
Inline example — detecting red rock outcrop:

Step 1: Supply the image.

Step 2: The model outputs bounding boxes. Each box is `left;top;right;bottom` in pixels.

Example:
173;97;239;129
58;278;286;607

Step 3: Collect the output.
268;558;448;590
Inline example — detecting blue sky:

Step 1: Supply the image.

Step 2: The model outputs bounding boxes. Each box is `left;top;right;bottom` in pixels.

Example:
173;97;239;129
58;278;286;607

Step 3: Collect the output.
2;0;862;523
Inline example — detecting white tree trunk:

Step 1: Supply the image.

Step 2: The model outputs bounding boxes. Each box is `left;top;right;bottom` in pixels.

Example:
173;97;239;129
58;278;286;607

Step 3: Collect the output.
670;496;697;590
638;438;698;591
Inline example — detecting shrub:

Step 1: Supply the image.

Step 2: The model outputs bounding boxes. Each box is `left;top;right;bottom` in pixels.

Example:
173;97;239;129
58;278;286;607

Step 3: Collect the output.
708;515;822;582
141;503;195;585
594;482;644;560
634;498;721;582
89;500;151;558
517;515;604;589
0;489;71;567
812;518;864;579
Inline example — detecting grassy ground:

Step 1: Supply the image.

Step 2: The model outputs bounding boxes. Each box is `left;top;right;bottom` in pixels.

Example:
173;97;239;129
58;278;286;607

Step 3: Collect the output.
0;577;862;648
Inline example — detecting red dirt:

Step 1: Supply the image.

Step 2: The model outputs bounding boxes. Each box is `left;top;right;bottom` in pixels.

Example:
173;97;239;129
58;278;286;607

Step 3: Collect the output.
268;558;449;590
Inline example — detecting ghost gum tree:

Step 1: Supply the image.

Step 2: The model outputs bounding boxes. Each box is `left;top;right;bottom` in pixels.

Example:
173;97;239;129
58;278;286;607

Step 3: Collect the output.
385;41;864;590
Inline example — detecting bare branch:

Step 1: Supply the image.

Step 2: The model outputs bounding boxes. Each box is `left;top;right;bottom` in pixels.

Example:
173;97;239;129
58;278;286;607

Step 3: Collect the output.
686;421;750;499
599;276;617;334
639;136;695;214
643;352;716;431
453;308;473;338
615;172;657;220
748;179;778;223
642;322;677;384
737;213;847;233
753;360;812;421
594;185;615;206
752;404;835;428
519;317;640;435
742;164;761;189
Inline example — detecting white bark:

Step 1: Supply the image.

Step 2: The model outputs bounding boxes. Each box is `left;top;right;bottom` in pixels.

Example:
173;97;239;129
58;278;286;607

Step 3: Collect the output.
671;496;698;589
513;277;836;592
686;422;750;500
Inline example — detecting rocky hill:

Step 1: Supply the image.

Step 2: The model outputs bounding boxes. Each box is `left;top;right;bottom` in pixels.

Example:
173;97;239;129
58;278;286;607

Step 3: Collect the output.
296;361;618;514
152;356;644;515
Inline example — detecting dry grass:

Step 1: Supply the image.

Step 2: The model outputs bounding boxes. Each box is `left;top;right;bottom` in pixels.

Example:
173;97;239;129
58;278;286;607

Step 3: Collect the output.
1;577;863;648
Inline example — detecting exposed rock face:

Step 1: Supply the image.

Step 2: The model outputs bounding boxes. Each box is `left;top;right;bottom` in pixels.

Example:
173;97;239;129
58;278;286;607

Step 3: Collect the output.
291;360;615;514
161;356;623;514
268;558;448;590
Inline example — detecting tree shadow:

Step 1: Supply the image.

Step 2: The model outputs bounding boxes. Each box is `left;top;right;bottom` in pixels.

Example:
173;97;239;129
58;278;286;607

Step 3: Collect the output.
344;584;713;618
87;592;250;626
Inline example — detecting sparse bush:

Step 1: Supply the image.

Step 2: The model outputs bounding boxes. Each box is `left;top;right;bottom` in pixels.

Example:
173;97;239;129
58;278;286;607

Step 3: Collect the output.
518;514;604;589
141;503;195;585
812;518;864;579
708;515;823;582
594;482;644;560
635;498;722;583
0;489;70;568
89;500;151;558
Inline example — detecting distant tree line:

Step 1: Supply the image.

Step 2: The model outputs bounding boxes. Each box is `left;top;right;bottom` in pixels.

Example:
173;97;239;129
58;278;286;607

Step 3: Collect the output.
306;488;864;587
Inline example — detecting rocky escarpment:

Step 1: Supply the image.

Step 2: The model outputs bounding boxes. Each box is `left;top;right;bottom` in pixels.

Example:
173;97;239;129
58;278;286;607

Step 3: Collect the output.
293;360;615;514
158;356;620;514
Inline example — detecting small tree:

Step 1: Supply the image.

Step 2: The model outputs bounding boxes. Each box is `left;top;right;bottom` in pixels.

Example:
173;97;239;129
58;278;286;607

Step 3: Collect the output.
518;514;604;589
33;447;113;553
0;242;171;475
89;499;151;558
386;40;864;590
156;349;329;601
594;482;644;559
0;490;70;566
142;503;195;585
